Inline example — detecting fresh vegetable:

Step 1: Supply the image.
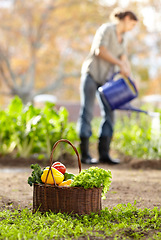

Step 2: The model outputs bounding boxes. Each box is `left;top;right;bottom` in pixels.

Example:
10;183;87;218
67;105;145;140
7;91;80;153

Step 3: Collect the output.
70;167;112;199
64;172;75;180
41;167;64;185
52;162;66;174
59;179;73;187
28;164;43;186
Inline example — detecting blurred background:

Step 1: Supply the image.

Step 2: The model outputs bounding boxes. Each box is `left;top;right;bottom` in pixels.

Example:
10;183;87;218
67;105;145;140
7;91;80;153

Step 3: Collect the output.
0;0;161;107
0;0;161;162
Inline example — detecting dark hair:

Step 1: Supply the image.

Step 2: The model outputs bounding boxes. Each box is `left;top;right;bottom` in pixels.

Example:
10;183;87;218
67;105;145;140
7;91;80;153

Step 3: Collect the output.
115;11;138;21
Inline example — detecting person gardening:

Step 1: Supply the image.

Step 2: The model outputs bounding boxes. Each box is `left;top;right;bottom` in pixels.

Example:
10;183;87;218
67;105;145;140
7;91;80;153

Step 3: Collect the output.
77;10;138;164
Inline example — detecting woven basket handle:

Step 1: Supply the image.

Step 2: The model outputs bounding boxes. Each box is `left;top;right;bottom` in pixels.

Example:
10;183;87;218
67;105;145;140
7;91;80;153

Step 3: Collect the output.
44;139;81;186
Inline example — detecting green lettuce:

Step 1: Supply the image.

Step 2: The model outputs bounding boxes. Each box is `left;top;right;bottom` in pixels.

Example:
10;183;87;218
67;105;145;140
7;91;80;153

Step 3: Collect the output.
70;167;112;199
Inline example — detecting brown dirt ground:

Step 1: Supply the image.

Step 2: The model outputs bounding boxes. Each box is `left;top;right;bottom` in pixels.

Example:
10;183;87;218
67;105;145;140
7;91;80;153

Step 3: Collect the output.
0;151;161;211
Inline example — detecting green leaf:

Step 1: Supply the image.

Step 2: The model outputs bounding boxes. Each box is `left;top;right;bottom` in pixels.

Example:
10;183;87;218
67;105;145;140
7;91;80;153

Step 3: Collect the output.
7;96;23;116
27;164;43;186
64;172;75;180
71;167;112;199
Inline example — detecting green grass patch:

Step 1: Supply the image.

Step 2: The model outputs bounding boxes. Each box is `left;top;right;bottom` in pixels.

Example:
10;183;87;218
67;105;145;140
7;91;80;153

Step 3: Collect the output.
0;203;161;239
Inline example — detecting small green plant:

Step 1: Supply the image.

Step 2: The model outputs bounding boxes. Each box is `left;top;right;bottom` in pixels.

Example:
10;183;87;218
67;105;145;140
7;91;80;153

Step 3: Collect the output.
0;203;161;239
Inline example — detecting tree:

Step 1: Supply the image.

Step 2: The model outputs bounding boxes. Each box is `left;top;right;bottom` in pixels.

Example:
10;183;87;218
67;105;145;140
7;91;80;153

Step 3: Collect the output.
1;0;160;104
0;0;112;103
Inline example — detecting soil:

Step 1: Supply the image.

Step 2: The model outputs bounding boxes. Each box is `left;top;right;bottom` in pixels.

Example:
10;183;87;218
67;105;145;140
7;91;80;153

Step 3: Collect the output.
0;151;161;211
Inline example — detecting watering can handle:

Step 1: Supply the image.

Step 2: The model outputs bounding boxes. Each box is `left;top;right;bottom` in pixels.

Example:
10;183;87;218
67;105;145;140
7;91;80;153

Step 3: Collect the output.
108;71;120;82
109;71;133;82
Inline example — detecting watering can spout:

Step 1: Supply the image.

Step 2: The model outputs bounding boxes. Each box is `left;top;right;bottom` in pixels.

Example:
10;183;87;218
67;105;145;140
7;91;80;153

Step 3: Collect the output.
117;103;148;114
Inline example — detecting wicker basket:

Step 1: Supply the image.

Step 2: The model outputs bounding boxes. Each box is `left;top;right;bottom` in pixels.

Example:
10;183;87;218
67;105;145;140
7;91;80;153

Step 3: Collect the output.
33;139;102;215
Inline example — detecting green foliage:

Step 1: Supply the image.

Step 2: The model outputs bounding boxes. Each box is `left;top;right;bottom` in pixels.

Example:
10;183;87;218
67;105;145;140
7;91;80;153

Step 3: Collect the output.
91;109;161;159
70;167;112;199
28;164;43;186
0;204;161;239
0;96;79;158
112;111;161;159
64;172;75;181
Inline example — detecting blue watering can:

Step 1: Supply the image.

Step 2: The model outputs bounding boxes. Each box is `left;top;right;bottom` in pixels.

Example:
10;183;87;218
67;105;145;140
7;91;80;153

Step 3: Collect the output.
98;72;148;114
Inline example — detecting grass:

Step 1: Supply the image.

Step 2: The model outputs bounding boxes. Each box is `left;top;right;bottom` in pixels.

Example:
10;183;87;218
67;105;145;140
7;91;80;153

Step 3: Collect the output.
0;203;161;239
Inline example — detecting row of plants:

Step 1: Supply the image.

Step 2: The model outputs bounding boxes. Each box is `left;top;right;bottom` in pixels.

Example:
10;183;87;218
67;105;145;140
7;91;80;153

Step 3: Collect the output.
0;96;160;160
91;108;161;160
0;96;79;159
0;203;161;239
112;110;161;160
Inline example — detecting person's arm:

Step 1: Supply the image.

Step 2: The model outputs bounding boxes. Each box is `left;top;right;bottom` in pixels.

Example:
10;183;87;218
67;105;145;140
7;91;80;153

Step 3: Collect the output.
95;46;130;76
120;54;131;77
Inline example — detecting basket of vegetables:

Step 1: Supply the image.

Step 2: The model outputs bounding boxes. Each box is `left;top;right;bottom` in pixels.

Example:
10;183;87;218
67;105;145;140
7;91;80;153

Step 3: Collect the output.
28;139;112;215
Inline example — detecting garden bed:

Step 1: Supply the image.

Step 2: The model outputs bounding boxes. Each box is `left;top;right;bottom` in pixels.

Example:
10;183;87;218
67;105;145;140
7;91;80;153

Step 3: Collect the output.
0;152;161;211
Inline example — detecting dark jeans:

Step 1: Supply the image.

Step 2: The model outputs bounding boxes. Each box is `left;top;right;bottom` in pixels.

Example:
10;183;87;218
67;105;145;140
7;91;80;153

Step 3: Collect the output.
77;73;114;138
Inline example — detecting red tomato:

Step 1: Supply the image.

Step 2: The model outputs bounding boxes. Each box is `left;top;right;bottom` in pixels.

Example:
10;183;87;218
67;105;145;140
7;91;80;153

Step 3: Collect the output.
52;162;66;174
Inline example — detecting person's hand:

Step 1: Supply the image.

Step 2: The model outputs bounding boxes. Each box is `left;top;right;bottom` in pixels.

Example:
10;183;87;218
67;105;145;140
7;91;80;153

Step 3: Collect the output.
119;61;131;77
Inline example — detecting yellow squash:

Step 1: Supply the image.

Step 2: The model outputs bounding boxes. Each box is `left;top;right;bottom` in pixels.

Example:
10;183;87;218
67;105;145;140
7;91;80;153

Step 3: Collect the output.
59;179;73;187
41;167;64;185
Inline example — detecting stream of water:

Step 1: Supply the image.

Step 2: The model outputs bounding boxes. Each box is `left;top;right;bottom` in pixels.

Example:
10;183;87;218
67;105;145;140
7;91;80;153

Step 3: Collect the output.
149;112;161;154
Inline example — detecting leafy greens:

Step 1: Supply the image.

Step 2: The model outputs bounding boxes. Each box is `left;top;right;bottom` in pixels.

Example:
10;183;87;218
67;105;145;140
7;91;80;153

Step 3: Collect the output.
70;167;112;199
28;164;43;186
